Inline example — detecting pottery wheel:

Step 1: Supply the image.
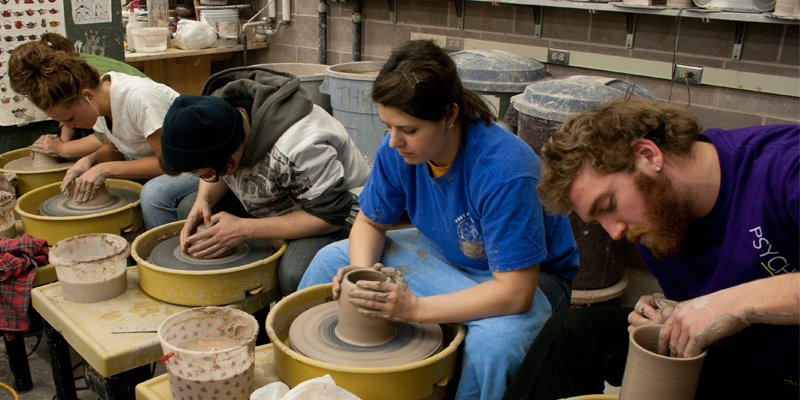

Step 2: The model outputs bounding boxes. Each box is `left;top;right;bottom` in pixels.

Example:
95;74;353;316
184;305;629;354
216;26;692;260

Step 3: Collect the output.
150;236;273;271
3;157;73;171
39;189;139;217
289;302;443;368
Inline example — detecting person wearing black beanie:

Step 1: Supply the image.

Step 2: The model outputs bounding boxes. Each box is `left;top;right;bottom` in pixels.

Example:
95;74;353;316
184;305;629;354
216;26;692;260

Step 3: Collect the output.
152;66;370;298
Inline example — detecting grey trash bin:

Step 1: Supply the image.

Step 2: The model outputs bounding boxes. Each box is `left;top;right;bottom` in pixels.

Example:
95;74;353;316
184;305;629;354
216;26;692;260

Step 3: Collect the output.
261;63;332;115
452;49;547;134
320;61;386;168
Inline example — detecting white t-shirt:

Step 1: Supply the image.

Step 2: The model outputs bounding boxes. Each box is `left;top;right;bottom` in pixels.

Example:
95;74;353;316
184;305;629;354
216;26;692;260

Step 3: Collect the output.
93;72;180;160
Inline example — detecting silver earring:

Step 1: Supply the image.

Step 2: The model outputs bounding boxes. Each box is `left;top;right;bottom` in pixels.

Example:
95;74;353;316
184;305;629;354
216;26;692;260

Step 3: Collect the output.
655;166;661;172
447;124;454;129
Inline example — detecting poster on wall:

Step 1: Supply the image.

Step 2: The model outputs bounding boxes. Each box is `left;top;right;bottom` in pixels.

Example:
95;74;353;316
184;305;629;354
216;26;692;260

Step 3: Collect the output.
72;0;111;25
0;0;67;126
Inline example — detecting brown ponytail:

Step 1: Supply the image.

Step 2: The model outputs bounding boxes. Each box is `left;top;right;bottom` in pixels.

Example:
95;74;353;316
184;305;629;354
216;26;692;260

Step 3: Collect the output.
371;40;495;137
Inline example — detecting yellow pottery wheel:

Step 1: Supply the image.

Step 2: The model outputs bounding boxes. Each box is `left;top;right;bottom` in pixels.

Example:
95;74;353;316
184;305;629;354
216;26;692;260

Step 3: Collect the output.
0;148;71;196
266;284;466;400
15;179;143;245
131;220;287;307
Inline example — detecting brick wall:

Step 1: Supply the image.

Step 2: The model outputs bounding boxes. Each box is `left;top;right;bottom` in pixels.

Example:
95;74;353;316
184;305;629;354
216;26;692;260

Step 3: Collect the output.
249;0;800;129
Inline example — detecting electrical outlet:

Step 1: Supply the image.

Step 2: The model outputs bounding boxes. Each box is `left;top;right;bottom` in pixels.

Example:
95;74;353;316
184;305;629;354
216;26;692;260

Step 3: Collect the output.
547;49;570;66
673;65;703;85
445;37;464;51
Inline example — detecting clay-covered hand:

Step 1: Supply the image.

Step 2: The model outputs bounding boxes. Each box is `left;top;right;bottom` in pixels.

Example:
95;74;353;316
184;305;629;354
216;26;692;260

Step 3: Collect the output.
348;264;420;324
179;201;212;252
69;166;113;203
60;156;93;198
628;293;678;332
659;292;750;359
30;134;64;158
332;264;374;300
185;212;250;259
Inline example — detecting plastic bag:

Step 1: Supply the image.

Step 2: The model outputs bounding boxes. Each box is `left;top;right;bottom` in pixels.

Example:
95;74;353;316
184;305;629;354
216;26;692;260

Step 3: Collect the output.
250;375;361;400
173;19;217;50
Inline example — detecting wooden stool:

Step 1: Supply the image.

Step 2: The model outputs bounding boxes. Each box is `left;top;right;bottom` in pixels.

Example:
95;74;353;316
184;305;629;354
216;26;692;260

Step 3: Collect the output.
570;274;629;307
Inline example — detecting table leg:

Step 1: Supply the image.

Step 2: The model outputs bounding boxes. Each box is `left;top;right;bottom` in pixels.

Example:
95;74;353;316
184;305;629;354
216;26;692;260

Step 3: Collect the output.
44;321;78;400
3;333;33;393
85;362;151;400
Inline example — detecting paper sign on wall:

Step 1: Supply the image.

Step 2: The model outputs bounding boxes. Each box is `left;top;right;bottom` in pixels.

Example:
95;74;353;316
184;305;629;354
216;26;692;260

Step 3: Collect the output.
72;0;111;25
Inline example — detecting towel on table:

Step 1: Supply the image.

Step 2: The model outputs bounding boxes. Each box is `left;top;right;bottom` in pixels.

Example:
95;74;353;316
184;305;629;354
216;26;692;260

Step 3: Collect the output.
0;234;48;340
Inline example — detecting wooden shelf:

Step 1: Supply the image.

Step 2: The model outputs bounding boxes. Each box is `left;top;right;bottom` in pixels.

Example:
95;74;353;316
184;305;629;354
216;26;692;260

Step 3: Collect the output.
125;42;268;62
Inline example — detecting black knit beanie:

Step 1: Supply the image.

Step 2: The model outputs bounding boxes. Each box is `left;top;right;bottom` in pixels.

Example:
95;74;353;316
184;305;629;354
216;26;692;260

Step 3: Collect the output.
161;95;245;172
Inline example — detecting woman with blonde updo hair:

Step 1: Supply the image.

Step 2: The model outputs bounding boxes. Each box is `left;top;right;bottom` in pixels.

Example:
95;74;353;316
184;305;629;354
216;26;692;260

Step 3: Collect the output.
298;40;580;400
9;34;194;231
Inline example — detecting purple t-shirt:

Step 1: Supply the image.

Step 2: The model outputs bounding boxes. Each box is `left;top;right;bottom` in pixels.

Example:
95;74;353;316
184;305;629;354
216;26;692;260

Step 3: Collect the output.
638;124;799;382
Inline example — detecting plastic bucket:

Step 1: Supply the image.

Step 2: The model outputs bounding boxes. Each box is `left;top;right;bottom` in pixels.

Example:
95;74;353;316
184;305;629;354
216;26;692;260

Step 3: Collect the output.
452;49;547;134
49;233;130;303
261;63;332;114
202;9;240;48
0;191;15;238
505;76;655;290
132;27;168;53
320;61;385;167
158;307;259;400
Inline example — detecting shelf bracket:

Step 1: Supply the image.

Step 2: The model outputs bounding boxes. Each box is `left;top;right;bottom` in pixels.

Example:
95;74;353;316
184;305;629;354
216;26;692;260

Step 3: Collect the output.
532;5;543;38
452;0;465;30
732;21;746;60
625;13;636;49
387;0;396;24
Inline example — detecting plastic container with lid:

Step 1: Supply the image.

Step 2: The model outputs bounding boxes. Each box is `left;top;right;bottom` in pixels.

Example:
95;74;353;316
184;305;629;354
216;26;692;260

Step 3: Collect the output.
131;27;169;53
505;75;655;290
452;49;547;134
202;8;240;48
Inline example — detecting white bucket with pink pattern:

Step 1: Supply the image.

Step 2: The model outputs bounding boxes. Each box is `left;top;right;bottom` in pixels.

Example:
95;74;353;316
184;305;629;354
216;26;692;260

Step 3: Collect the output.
158;306;259;400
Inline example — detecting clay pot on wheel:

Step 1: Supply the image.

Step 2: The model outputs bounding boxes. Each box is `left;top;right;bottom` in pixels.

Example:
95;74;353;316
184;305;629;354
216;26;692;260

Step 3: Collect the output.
619;325;708;400
336;268;396;346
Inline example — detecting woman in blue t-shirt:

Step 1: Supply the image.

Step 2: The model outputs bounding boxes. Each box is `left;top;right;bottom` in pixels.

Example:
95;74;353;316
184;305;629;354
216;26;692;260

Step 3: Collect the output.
298;40;580;400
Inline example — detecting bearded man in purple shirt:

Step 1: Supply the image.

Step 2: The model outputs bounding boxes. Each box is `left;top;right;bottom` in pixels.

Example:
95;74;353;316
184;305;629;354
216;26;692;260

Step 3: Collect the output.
504;97;799;400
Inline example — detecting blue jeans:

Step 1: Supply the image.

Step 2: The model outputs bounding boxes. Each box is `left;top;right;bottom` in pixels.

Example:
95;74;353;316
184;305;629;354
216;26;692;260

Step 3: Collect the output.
140;173;199;230
298;228;556;400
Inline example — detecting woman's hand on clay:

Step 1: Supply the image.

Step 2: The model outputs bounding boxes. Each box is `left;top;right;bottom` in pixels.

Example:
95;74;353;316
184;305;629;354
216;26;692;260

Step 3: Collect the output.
185;212;250;259
628;293;677;332
348;264;420;324
332;265;371;300
658;292;749;359
60;156;93;198
68;166;113;203
30;134;64;157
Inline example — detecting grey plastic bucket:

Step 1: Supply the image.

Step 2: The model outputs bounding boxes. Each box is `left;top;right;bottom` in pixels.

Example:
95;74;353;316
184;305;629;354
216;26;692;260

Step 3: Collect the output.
452;50;547;134
260;63;332;115
320;61;386;168
505;76;656;290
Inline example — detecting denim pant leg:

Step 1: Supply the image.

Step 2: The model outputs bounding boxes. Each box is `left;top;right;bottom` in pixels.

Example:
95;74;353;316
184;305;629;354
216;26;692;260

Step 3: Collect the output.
277;224;351;296
536;271;572;313
299;229;552;400
140;173;199;230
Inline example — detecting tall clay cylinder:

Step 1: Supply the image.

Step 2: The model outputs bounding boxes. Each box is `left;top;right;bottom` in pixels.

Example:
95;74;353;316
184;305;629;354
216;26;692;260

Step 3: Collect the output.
620;325;707;400
335;268;396;346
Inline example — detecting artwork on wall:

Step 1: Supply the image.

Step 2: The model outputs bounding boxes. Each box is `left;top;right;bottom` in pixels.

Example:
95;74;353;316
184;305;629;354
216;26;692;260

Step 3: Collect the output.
0;0;66;126
72;0;111;25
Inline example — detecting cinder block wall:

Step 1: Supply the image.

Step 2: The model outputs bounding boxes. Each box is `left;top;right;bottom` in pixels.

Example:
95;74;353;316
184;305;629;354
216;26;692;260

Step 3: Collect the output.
250;0;799;129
